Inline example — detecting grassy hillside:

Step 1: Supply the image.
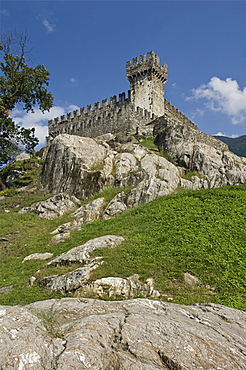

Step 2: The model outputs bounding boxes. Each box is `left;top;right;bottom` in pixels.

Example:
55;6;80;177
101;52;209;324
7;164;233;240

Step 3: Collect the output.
0;158;245;310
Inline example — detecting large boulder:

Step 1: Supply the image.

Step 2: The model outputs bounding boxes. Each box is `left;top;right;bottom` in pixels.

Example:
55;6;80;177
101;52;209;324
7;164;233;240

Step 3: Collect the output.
18;193;80;220
154;116;246;187
40;134;114;199
40;134;183;214
74;274;160;299
0;298;245;369
45;235;125;267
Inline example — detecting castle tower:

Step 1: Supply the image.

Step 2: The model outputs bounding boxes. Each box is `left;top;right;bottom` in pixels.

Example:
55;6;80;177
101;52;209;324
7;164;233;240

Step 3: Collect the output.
126;51;168;117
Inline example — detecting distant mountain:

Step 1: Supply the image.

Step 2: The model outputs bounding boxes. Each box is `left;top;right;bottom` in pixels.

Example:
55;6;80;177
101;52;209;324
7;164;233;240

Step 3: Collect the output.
214;135;246;157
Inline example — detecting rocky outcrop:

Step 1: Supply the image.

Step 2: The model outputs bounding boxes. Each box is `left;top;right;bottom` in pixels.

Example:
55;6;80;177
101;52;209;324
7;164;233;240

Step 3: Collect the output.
18;193;81;220
39;235;126;296
46;235;124;267
154;116;246;188
40;135;114;199
39;134;181;219
0;298;245;369
15;152;31;162
28;127;246;226
22;252;54;263
38;235;160;299
40;134;180;200
74;274;160;299
54;197;106;232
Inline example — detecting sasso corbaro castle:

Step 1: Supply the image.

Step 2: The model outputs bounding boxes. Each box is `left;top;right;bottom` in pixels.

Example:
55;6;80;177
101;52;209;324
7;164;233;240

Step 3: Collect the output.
48;51;197;140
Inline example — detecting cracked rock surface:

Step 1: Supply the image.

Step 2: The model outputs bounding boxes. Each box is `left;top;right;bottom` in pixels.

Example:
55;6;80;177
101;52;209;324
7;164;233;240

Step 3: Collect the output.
154;116;246;188
0;298;245;369
18;193;81;220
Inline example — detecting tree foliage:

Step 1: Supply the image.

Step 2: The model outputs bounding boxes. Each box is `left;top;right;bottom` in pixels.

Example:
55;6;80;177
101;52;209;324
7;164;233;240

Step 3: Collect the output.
0;31;54;168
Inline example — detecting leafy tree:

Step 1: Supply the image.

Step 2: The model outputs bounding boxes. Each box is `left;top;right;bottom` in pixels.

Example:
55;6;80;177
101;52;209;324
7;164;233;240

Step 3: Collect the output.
0;31;54;171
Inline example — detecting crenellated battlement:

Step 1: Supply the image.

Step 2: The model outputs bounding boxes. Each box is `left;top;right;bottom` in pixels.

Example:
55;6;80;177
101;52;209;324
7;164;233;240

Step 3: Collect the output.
48;90;156;139
47;51;196;141
164;99;197;130
126;51;168;84
48;91;131;129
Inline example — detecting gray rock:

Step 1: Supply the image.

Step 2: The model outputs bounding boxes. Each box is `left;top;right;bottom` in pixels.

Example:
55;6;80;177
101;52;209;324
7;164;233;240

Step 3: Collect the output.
0;285;14;295
48;232;70;245
126;175;176;208
40;134;112;198
39;235;160;300
40;135;184;219
154;116;246;187
40;235;125;295
103;192;127;219
45;235;125;268
6;169;23;187
0;304;65;369
75;274;160;299
18;193;81;220
184;272;199;286
0;298;245;369
15;152;31;161
39;259;103;294
6;169;23;182
22;253;54;263
72;197;105;224
96;132;116;142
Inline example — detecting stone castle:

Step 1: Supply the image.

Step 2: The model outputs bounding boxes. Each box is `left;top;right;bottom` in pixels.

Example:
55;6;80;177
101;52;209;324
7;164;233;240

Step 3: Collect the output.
48;51;197;140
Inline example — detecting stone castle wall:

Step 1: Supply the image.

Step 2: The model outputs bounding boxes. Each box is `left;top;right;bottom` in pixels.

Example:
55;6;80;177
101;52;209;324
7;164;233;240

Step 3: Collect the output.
164;99;197;130
48;92;157;139
48;51;198;140
48;95;198;140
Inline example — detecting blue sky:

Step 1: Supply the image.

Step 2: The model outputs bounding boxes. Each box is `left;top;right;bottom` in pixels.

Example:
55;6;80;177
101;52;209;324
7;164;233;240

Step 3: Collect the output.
1;0;246;147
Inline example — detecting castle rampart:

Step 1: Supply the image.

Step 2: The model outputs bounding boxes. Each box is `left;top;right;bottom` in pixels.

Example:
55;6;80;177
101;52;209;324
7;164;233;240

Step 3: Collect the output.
48;91;156;139
48;51;197;141
164;99;197;130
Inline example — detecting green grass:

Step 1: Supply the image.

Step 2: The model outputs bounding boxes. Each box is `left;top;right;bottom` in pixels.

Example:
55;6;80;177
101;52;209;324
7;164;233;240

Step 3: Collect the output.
0;156;245;310
139;137;177;164
137;137;159;150
83;186;133;206
0;181;246;309
182;171;205;180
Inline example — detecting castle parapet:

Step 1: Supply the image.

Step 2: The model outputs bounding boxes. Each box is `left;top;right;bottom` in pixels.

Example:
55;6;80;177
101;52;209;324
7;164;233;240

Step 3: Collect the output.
126;51;168;83
164;99;198;130
48;91;138;137
48;51;197;141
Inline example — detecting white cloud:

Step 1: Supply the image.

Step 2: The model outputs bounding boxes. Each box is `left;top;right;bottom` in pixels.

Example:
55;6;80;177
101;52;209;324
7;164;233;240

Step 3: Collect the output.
0;9;9;16
68;104;80;111
42;19;55;34
187;77;246;124
214;132;239;138
70;77;77;83
196;108;205;117
12;104;81;148
13;106;67;147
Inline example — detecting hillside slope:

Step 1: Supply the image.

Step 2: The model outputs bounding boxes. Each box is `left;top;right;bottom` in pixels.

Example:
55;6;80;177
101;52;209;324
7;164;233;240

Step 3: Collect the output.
215;135;246;157
0;156;245;310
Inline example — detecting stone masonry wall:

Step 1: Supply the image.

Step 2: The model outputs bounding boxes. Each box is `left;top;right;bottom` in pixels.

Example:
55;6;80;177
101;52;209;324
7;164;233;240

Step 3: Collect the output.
48;92;157;140
126;51;168;117
48;52;199;141
164;99;198;130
